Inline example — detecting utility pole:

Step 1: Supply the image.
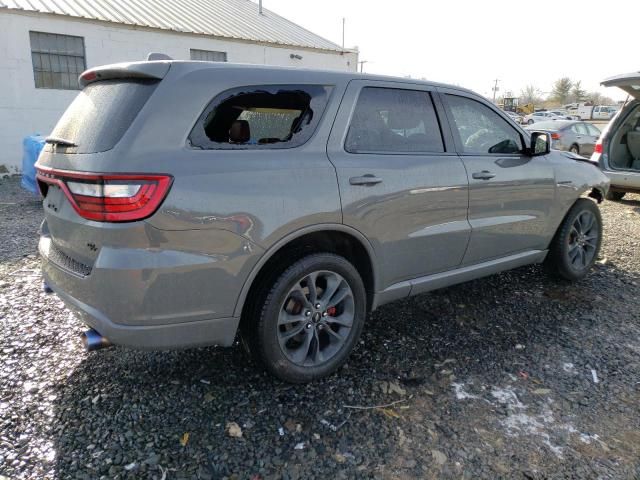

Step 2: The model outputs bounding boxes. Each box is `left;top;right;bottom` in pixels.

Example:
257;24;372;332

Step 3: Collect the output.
492;78;500;103
358;60;368;73
342;17;345;49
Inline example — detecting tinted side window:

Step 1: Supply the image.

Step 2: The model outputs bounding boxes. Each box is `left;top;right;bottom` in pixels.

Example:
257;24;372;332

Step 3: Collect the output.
189;85;332;149
586;124;601;136
345;87;444;154
573;123;589;135
446;95;522;154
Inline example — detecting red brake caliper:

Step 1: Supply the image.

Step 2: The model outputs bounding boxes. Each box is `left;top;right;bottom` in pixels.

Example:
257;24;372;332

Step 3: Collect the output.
326;306;337;317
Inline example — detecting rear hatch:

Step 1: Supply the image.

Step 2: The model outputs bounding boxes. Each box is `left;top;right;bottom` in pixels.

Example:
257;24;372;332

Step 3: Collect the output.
593;72;640;166
36;62;173;271
601;71;640;99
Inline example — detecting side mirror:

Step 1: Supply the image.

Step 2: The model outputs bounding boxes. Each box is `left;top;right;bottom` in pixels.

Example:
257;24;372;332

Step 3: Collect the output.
528;131;551;156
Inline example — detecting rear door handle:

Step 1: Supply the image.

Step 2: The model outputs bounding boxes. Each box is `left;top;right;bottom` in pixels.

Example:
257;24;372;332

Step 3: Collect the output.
472;170;496;180
349;174;383;186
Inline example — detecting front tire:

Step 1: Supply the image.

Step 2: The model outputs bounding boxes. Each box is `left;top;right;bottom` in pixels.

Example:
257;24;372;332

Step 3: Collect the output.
545;199;602;281
569;144;580;154
245;253;366;383
606;191;626;201
527;119;534;125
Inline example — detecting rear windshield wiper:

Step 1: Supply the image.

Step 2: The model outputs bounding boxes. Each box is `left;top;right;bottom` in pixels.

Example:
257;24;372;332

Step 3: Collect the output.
45;136;77;147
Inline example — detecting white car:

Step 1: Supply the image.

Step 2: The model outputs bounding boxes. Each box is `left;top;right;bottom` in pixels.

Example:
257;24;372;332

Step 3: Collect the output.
523;111;564;124
504;111;524;124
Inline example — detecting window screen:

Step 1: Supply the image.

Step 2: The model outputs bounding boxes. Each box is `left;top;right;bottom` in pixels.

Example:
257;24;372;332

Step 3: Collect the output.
190;49;227;62
189;85;332;149
345;87;444;154
446;95;523;154
30;31;86;90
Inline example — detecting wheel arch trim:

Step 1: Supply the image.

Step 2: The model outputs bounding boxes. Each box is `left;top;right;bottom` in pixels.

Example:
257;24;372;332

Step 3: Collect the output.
232;224;379;318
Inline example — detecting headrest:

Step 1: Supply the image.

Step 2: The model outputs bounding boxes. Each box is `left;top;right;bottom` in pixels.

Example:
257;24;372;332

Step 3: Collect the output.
229;120;250;143
386;107;424;130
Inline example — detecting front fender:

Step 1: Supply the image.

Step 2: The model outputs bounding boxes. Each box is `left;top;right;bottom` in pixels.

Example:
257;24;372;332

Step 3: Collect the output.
545;151;610;244
552;151;610;203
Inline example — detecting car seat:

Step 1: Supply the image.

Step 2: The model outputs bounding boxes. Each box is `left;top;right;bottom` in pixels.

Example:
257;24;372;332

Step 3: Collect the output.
627;119;640;170
229;120;250;143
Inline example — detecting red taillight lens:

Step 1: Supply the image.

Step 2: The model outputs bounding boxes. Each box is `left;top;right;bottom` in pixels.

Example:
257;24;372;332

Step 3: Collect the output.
594;141;603;154
550;132;561;140
35;167;172;222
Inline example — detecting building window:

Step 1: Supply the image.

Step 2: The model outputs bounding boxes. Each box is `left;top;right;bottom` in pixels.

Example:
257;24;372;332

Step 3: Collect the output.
30;31;86;90
190;49;227;62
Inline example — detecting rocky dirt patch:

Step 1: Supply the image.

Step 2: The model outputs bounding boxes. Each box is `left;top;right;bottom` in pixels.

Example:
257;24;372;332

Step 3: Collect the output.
1;176;639;479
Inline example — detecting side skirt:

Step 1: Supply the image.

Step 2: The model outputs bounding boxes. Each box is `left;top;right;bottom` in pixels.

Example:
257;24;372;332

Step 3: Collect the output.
372;250;548;310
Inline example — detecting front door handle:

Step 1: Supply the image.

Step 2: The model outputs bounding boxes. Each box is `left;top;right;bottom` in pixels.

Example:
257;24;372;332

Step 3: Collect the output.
349;174;383;186
472;170;496;180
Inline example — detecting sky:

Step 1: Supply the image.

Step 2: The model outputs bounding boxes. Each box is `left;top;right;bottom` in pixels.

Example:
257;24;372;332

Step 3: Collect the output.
261;0;637;102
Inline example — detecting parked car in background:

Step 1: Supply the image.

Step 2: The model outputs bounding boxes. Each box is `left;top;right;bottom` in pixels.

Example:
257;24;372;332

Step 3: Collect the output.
35;60;609;382
547;110;573;119
505;110;524;124
523;111;565;124
525;120;601;156
592;72;640;200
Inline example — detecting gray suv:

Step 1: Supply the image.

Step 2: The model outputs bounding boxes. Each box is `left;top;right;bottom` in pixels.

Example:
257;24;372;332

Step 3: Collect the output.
35;61;609;383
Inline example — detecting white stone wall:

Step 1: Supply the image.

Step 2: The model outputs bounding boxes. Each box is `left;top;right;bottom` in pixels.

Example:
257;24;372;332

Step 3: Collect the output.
0;10;358;172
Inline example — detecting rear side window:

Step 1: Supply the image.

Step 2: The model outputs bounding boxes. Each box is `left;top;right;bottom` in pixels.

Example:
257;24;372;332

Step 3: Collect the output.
586;124;601;136
345;87;444;154
189;85;332;149
572;123;589;135
49;79;158;154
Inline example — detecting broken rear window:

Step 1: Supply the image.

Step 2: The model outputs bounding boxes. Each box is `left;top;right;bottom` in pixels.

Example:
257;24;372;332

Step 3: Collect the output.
189;85;332;149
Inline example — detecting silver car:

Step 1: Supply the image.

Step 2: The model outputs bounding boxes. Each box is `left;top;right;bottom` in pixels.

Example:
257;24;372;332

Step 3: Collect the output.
35;61;609;382
525;120;601;156
592;71;640;201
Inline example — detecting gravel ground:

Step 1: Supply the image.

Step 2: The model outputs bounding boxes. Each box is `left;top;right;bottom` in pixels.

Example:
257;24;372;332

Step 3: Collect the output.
1;175;640;479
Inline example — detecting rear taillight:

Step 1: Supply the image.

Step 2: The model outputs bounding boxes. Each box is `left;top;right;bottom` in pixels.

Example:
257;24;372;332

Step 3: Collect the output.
551;132;561;140
594;141;603;154
35;167;172;222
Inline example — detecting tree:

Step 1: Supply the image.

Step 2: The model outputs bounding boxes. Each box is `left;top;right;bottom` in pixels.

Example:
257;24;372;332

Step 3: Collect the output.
571;81;587;103
585;91;615;105
519;85;543;105
551;77;573;104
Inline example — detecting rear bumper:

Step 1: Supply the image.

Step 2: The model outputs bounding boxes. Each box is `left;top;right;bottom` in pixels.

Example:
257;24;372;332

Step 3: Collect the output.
602;169;640;191
47;279;239;349
39;234;243;349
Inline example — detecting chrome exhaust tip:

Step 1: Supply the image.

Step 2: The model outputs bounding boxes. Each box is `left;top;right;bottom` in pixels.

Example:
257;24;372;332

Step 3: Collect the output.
81;329;111;352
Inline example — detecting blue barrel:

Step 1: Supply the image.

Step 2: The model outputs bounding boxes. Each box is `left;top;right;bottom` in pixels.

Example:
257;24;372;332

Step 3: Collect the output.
21;134;46;194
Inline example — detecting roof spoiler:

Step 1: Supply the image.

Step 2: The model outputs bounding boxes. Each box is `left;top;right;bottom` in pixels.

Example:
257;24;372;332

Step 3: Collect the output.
78;60;171;88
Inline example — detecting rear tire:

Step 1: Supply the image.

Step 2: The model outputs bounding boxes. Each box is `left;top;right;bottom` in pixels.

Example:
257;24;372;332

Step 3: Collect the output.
545;199;602;281
527;119;534;125
243;253;366;383
606;191;626;201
